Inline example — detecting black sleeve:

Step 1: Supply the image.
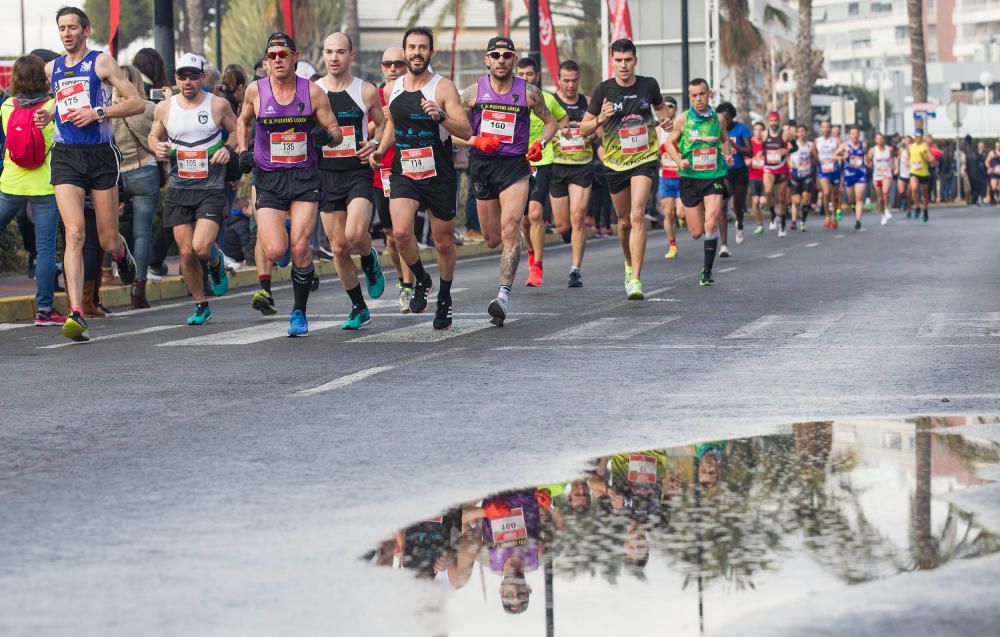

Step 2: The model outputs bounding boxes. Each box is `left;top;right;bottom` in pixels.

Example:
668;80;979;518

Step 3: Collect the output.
647;77;664;106
586;82;604;116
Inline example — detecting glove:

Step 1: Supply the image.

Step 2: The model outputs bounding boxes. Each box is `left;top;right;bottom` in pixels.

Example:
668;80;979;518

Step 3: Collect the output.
525;140;544;163
238;150;254;174
534;488;552;510
471;135;501;154
481;500;511;519
311;127;333;149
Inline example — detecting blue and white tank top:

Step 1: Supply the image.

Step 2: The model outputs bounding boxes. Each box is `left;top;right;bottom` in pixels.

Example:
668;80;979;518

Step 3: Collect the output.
51;50;113;145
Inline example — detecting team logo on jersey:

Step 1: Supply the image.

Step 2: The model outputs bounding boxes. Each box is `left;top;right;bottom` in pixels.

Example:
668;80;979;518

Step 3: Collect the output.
266;105;275;113
639;98;650;109
198;112;209;125
482;93;492;100
80;60;92;72
512;94;520;103
297;102;305;113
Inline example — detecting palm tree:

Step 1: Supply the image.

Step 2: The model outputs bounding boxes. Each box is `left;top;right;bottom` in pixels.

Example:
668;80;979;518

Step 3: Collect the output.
186;0;205;54
398;0;507;33
793;0;813;126
907;0;929;125
342;0;361;76
719;0;789;120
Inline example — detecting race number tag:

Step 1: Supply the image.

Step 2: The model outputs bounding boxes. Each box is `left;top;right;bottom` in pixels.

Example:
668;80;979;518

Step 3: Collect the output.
627;454;658;484
481;109;517;144
400;147;437;180
797;152;811;176
620;125;649;155
559;126;586;152
380;168;392;196
269;132;307;163
692;147;718;171
490;507;528;545
766;150;782;164
177;149;209;179
849;155;863;168
56;80;91;123
322;125;357;158
911;160;924;172
751;156;765;170
821;160;835;173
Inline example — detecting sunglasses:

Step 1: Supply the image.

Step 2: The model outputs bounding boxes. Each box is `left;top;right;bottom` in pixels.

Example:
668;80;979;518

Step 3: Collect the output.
487;51;515;60
381;60;406;69
266;50;292;60
176;72;203;81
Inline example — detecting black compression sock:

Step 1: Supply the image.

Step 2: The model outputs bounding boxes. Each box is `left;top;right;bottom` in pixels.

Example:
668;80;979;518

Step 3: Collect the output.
346;284;365;308
704;238;718;271
801;205;810;222
259;275;272;293
780;214;787;231
360;248;376;273
407;258;428;283
291;264;315;312
438;278;452;303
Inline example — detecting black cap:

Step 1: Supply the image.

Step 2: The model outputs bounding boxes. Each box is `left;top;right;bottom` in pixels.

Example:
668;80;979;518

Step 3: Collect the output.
664;95;677;106
486;36;516;52
30;48;60;62
266;32;296;52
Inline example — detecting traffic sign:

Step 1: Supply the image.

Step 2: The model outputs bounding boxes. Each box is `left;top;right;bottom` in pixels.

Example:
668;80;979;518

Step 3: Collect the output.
912;101;936;112
946;101;968;125
914;111;936;119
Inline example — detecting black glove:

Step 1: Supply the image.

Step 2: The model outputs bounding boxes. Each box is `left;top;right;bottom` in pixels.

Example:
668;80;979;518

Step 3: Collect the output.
311;127;333;149
238;150;254;174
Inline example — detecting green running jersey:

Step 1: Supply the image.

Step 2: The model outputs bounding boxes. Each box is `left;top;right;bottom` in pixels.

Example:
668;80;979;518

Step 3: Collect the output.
677;108;728;180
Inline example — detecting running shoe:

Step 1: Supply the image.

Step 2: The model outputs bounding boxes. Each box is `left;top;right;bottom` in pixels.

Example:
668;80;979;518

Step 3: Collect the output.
399;284;414;314
881;213;889;226
208;251;229;296
922;208;929;223
363;251;386;299
341;305;371;330
699;268;714;286
735;229;744;245
832;220;839;230
719;245;732;258
906;211;912;219
34;308;67;327
251;289;277;315
187;304;212;325
525;261;543;287
287;309;309;337
800;222;807;232
624;264;633;293
790;220;798;231
768;219;777;231
824;219;831;229
311;271;320;292
488;295;508;327
753;225;765;235
527;250;536;271
626;278;644;300
409;273;433;314
778;228;787;238
836;209;843;222
665;245;679;259
433;298;453;330
885;210;893;222
854;219;862;230
148;263;168;279
61;311;90;342
316;246;335;261
114;233;138;285
567;270;583;288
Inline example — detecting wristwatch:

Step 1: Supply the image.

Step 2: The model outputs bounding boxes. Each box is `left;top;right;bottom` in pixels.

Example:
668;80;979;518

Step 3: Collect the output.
95;106;106;123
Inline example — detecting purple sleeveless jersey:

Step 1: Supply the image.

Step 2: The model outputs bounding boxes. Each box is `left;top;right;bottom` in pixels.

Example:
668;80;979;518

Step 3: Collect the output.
481;489;542;573
253;76;316;171
469;75;530;157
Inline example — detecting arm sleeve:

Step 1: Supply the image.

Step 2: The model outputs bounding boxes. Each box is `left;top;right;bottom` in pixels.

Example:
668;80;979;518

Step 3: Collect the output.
586;83;604;117
648;77;664;106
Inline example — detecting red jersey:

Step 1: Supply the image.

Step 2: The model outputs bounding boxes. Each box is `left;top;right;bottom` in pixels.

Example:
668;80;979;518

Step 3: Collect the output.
749;139;765;180
372;87;396;193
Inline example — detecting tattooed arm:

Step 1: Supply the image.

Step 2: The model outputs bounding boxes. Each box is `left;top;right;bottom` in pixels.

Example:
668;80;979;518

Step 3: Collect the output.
527;85;558;147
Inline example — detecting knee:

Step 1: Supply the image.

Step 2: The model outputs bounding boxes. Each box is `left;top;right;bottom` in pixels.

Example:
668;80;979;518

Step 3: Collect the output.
192;241;214;261
263;242;286;262
690;230;704;240
331;239;351;259
391;227;413;247
528;206;543;223
290;240;311;263
618;217;632;231
98;229;120;252
434;233;455;254
178;243;197;262
64;225;85;246
346;229;367;252
484;235;501;249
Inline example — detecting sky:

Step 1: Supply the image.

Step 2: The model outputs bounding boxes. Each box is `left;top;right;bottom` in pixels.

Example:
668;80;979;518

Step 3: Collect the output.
2;0;76;58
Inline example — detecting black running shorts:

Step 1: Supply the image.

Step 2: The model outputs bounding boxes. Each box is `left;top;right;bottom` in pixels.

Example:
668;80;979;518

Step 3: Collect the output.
162;188;227;228
679;176;728;208
320;167;374;212
550;163;594;198
528;164;553;204
388;173;456;221
469;154;530;201
50;142;120;190
604;161;658;195
253;166;322;212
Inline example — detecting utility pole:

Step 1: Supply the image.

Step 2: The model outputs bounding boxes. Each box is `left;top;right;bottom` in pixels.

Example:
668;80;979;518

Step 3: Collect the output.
154;0;176;77
20;0;26;54
528;0;541;86
681;0;690;108
215;0;222;70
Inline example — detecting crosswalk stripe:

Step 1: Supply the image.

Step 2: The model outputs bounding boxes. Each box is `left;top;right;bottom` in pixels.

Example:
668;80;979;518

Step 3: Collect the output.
296;366;395;396
157;321;340;346
40;325;184;349
805;242;819;247
536;316;679;341
724;314;844;339
364;287;468;310
0;323;31;331
917;312;1000;337
348;318;513;343
767;253;785;259
718;266;737;273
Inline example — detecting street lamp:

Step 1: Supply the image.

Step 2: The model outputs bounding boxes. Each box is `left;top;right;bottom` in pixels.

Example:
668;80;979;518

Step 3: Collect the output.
978;71;992;136
865;70;893;133
776;69;797;121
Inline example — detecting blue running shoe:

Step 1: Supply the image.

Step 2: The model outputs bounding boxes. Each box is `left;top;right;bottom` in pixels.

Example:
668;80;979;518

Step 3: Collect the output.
288;309;309;337
341;305;371;330
208;250;229;296
363;249;385;299
187;303;212;325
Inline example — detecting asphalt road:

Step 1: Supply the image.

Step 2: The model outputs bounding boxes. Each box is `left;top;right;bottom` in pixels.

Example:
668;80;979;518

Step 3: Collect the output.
1;205;999;635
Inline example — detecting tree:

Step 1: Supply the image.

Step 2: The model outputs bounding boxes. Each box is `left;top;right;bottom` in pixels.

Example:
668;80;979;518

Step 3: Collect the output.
907;0;928;127
793;0;814;127
219;0;342;73
83;0;153;50
186;0;205;54
397;0;506;33
719;0;789;121
341;0;361;76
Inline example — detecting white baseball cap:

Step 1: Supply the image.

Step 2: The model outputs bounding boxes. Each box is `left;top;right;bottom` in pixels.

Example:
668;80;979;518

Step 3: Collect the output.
176;53;205;74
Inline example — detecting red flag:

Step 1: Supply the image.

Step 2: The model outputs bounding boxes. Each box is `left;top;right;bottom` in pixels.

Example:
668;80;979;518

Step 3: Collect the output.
281;0;295;38
109;0;120;58
523;0;560;85
607;0;633;77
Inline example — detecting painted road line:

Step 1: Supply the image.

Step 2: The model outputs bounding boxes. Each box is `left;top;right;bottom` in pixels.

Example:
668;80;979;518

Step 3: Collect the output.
767;253;785;259
296;366;395;396
0;323;32;331
349;318;516;343
40;324;185;349
157;321;340;346
805;242;820;247
724;314;844;339
718;267;738;273
835;235;845;239
536;316;679;341
917;312;1000;337
365;288;468;310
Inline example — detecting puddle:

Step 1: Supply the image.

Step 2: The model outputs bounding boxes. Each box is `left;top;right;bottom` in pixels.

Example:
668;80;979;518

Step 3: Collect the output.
364;417;1000;635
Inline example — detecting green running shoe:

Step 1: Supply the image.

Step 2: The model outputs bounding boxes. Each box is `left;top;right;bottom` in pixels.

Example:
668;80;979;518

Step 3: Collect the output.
624;263;633;293
61;311;90;342
626;278;644;300
699;268;715;286
753;225;765;235
251;289;277;315
363;250;386;299
341;305;371;330
187;303;212;325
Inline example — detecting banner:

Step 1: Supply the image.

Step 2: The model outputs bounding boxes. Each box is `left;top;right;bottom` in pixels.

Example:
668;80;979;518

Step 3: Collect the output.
109;0;120;58
281;0;295;38
523;0;560;85
607;0;633;76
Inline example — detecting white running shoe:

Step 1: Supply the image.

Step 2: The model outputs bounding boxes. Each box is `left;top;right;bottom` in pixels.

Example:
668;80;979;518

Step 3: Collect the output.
778;228;787;238
885;209;893;221
768;219;777;231
735;229;745;245
719;244;732;258
881;213;888;226
146;267;162;282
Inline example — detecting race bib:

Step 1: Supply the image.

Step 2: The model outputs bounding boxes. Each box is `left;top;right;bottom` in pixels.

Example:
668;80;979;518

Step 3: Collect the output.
489;507;528;545
751;156;765;170
269;132;307;164
56;80;91;123
322;125;357;158
627;454;658;485
875;163;892;179
481;109;517;144
620;125;649;155
400;147;436;180
692;147;718;171
380;168;392;196
177;149;209;179
821;160;835;173
849;155;863;168
911;160;924;172
766;150;782;164
559;126;586;152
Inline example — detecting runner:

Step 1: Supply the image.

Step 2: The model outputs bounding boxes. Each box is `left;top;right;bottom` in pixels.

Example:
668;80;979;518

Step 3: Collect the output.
748;121;766;234
372;46;414;312
578;39;673;300
717;102;752;248
149;53;235;325
656;97;682;260
986;140;1000;205
897;135;911;215
838;125;868;230
235;32;343;336
460;36;556;325
372;27;472;329
515;57;567;287
868;132;894;225
831;124;847;222
815;120;843;230
315;32;387;330
36;6;143;342
788;124;815;232
663;78;733;287
549;59;596;286
761;111;792;237
908;128;933;222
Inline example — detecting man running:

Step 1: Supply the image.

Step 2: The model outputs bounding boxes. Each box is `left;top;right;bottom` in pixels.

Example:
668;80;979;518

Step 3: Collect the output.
815;120;843;230
515;57;567;288
897;135;911;215
315;32;387;330
36;6;142;342
461;36;556;325
149;53;235;325
838;125;868;230
656;97;682;260
761;111;792;237
372;27;471;329
717;102;751;248
550;59;595;286
788;124;815;232
908;129;933;222
372;47;414;312
868;132;894;225
235;32;342;336
748;121;766;234
579;39;672;300
664;78;733;287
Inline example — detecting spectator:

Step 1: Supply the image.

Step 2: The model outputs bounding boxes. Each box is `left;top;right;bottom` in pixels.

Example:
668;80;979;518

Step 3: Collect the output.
926;134;943;202
975;141;989;205
133;48;171;100
0;54;64;326
111;65;161;309
220;64;248;115
202;65;222;96
939;144;955;202
223;196;253;266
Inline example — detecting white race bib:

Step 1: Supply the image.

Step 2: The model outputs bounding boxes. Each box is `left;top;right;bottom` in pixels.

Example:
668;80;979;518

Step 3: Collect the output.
322;125;357;158
489;507;528;545
481;109;517;144
627;454;658;485
400;147;436;180
380;168;392;196
269;132;307;164
821;160;835;173
56;80;91;123
558;125;586;153
751;156;765;170
177;149;209;179
849;155;863;168
620;125;649;155
692;147;718;171
766;150;782;164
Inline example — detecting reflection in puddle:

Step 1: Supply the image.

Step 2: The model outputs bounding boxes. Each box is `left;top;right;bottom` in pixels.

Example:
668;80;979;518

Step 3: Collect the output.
366;417;1000;635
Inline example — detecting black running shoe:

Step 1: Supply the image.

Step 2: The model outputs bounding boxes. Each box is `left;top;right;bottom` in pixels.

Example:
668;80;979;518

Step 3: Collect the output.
488;296;507;327
567;270;583;288
433;298;453;330
114;233;137;285
409;272;433;314
699;267;715;287
854;219;861;230
311;271;320;291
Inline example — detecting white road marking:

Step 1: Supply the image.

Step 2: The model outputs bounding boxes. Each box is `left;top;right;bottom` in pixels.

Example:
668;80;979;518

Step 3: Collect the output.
917;313;1000;337
725;314;844;339
536;316;679;341
296;366;395;396
364;288;468;310
349;318;515;343
0;323;31;331
767;253;785;259
805;242;820;247
40;325;184;349
718;267;738;273
157;321;340;346
835;235;845;239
